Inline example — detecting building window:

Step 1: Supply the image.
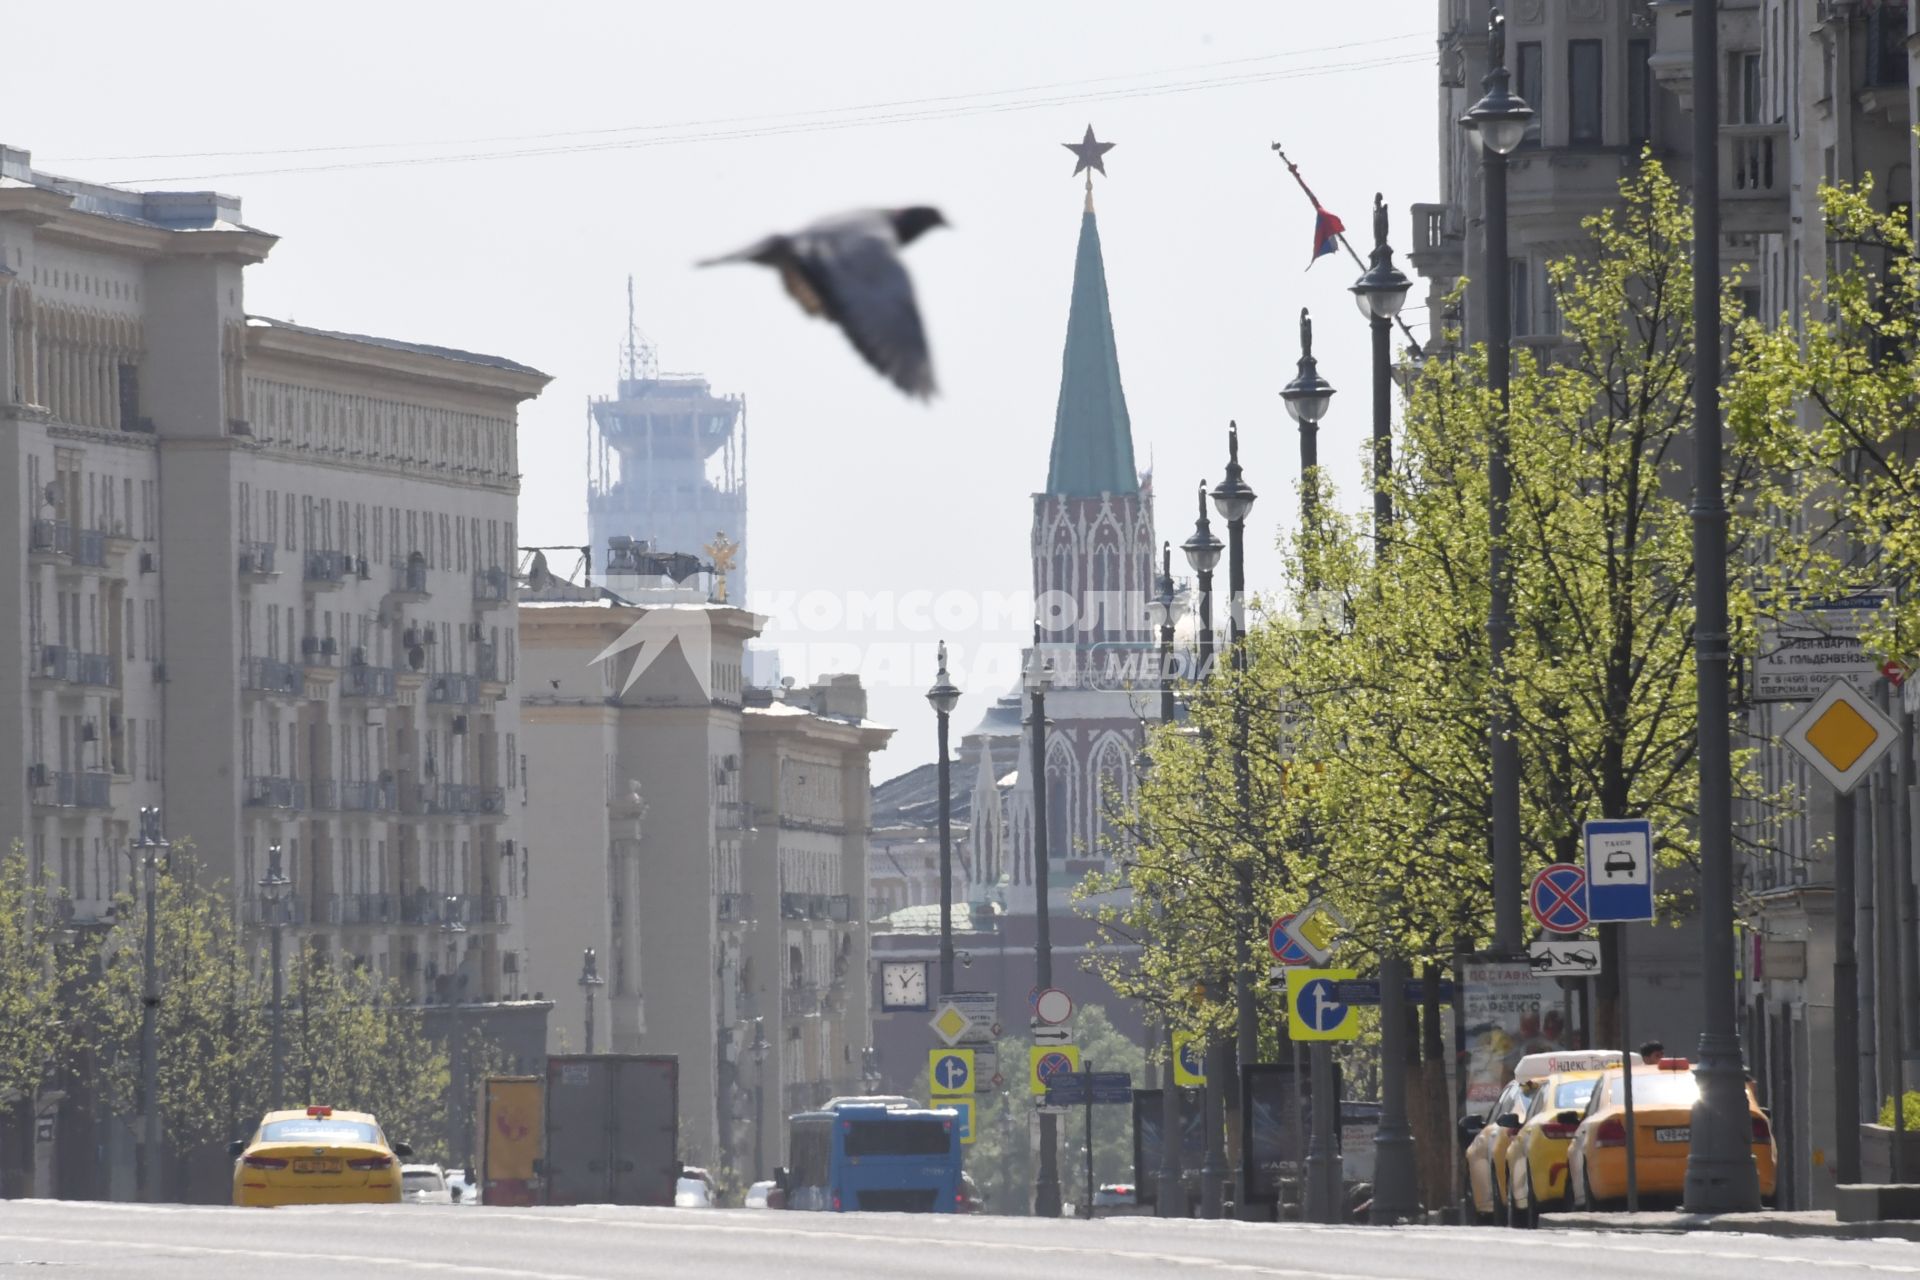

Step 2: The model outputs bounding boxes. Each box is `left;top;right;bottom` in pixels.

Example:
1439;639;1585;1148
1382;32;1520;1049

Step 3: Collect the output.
1516;41;1544;146
1510;258;1532;337
1568;40;1603;146
1628;39;1652;146
1732;51;1761;124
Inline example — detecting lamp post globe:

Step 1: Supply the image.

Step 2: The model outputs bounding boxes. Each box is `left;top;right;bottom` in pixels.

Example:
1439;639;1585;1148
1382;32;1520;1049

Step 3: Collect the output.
1181;485;1224;575
1461;11;1535;157
1351;196;1414;323
1280;313;1337;425
1209;430;1257;527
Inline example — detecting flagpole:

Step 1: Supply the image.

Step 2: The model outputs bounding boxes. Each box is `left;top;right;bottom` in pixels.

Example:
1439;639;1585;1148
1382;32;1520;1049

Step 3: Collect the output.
1271;143;1424;359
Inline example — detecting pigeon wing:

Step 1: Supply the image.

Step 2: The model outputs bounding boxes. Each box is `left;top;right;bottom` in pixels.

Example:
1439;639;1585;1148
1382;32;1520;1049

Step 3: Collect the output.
794;224;936;399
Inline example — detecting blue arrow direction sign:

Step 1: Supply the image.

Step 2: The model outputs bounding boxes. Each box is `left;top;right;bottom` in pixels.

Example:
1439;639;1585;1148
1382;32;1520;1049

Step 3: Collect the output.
1045;1071;1134;1107
1584;818;1655;923
931;1051;972;1094
1333;979;1457;1005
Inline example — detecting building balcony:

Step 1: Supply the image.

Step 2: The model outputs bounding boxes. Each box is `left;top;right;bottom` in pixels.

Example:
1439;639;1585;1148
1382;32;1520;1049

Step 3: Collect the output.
28;519;69;562
1721;124;1788;235
312;892;396;926
826;894;853;923
36;646;117;689
303;549;349;590
397;891;508;926
782;984;823;1020
29;768;111;810
339;779;399;812
426;673;481;706
299;636;341;668
1408;201;1463;282
717;892;753;922
244;775;305;810
473;567;511;609
70;529;107;569
238;541;278;582
339;664;397;700
780;892;842;921
240;894;305;928
241;657;303;697
389;557;430;601
308;779;340;811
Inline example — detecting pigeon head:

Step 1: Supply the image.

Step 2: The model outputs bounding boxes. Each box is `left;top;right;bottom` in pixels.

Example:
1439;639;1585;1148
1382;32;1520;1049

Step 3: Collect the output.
889;206;947;246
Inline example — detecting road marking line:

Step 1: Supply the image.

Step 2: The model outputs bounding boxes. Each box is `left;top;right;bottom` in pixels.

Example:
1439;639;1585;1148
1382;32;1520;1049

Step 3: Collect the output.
0;1233;600;1280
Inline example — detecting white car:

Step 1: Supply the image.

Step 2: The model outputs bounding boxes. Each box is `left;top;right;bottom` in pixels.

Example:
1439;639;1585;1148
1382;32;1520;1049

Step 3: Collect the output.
674;1172;715;1208
401;1164;452;1204
743;1179;778;1209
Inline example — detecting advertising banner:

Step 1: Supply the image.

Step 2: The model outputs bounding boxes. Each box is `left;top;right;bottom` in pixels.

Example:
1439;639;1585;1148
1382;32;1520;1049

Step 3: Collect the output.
1459;959;1568;1108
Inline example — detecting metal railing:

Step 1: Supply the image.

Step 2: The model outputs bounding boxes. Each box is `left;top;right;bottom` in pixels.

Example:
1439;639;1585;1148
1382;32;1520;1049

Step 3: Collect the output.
71;529;106;567
340;779;399;812
783;985;823;1020
240;895;305;927
304;549;348;585
339;665;396;699
396;892;507;925
826;894;853;923
29;520;69;556
39;646;117;687
244;776;305;810
427;673;481;705
337;893;394;925
239;541;277;576
473;567;510;605
242;657;301;695
30;770;111;809
392;559;430;596
308;779;340;810
717;893;753;922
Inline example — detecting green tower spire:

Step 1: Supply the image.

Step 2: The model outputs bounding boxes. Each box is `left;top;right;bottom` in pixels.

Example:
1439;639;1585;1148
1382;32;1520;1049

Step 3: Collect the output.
1044;205;1139;498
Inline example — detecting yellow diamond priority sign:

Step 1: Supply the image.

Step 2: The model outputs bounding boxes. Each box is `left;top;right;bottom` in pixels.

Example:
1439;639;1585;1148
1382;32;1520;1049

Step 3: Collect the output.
929;1004;971;1047
1783;679;1897;794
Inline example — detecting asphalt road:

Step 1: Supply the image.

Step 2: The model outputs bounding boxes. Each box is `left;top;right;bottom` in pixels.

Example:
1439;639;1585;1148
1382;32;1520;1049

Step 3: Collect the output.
0;1200;1914;1279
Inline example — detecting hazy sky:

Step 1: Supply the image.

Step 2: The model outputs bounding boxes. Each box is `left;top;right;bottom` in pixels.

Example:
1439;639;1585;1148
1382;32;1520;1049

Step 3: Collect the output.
12;2;1439;777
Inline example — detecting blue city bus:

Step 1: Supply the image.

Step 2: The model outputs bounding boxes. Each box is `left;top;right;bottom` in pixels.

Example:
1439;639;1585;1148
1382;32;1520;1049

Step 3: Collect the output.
782;1100;963;1212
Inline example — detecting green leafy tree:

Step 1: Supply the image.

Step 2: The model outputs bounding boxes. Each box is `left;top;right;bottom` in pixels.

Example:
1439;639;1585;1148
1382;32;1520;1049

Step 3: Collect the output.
0;841;92;1193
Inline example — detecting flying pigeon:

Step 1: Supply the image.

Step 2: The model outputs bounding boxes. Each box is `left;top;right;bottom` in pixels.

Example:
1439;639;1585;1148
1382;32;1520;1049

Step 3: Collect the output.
700;206;946;399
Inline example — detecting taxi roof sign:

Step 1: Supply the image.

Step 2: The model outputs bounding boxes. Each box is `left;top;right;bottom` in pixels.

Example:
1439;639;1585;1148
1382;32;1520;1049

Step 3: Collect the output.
1512;1050;1641;1084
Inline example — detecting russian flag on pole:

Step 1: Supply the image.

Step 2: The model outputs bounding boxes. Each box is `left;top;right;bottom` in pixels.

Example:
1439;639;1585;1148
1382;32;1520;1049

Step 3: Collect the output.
1310;203;1345;267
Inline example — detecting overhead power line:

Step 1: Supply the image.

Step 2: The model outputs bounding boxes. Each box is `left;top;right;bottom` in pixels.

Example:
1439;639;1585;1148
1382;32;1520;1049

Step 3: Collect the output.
91;42;1431;185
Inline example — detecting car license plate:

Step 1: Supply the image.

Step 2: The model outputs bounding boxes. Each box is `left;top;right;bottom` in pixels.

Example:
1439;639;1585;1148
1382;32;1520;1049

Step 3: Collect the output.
293;1159;342;1174
1655;1127;1690;1143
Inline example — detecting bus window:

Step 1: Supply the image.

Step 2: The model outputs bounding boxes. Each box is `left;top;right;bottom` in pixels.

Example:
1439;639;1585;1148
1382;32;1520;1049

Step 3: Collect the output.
844;1119;952;1158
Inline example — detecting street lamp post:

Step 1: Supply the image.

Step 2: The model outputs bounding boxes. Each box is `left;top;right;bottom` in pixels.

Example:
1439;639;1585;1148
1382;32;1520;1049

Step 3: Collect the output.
1350;194;1414;554
926;642;962;997
1461;6;1534;956
1211;426;1260;1221
442;898;469;1167
135;806;165;1203
578;947;604;1055
1026;627;1063;1218
1180;501;1225;1219
1153;544;1187;1219
750;1017;770;1180
1683;0;1763;1214
259;842;290;1109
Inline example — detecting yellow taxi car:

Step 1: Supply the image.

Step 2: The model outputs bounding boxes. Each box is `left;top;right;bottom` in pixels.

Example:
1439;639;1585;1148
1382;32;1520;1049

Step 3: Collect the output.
231;1105;412;1207
1462;1076;1528;1223
1502;1053;1626;1228
1566;1058;1777;1209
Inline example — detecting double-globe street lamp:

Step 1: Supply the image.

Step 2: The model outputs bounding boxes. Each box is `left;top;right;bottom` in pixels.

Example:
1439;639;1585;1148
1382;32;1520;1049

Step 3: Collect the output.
926;642;962;998
1460;6;1534;958
1348;198;1424;1226
1179;484;1227;1219
259;842;291;1110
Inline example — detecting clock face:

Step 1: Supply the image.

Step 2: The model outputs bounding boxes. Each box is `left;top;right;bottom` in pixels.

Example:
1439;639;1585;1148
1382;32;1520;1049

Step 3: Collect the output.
880;962;929;1010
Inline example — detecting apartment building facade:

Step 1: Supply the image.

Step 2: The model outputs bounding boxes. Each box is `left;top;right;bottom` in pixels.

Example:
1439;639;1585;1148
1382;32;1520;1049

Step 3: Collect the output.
1414;0;1918;1209
518;566;889;1178
0;143;548;1071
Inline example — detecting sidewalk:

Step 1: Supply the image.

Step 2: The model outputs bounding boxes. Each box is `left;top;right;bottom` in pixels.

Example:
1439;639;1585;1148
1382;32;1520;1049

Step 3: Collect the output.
1543;1209;1920;1242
